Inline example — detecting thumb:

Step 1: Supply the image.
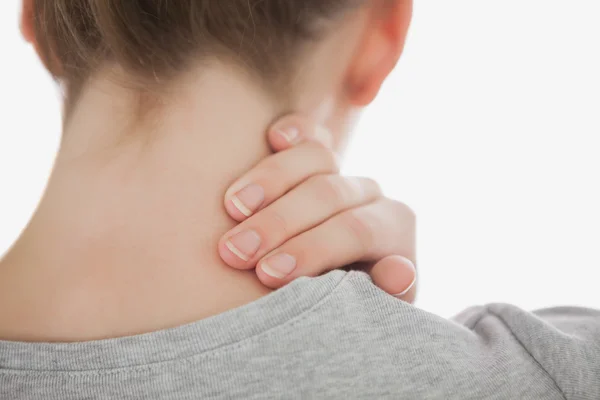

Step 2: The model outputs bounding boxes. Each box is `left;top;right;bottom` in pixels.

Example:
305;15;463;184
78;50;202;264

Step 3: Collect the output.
369;256;417;303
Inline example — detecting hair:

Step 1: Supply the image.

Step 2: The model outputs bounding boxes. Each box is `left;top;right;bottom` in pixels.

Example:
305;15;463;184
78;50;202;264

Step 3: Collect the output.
32;0;364;104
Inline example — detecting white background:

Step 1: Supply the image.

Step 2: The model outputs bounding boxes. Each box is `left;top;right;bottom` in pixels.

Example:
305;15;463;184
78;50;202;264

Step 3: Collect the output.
1;1;599;317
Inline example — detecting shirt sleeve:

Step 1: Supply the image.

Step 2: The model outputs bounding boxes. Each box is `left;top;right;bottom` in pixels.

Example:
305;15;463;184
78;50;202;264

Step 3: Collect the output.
454;304;600;400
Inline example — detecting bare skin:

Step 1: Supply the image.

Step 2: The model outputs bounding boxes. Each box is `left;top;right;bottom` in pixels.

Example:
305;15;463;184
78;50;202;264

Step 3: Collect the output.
0;0;413;342
220;116;416;300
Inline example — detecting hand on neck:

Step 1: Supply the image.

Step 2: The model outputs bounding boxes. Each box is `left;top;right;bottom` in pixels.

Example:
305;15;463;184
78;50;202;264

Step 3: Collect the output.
0;19;361;340
0;64;309;341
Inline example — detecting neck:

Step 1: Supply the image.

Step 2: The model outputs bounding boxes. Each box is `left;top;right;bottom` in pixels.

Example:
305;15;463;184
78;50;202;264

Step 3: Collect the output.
0;65;295;341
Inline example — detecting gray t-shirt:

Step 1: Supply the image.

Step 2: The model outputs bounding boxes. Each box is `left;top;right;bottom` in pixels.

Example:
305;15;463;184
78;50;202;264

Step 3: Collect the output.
1;271;599;399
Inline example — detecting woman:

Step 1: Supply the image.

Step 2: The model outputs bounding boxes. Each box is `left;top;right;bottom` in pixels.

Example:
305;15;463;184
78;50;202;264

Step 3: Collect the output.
0;1;598;399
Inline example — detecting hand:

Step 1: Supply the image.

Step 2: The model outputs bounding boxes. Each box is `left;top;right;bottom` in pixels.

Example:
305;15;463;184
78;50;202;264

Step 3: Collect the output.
218;115;417;302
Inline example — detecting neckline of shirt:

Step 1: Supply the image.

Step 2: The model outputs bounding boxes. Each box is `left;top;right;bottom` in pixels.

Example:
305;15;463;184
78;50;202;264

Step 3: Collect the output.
0;271;350;372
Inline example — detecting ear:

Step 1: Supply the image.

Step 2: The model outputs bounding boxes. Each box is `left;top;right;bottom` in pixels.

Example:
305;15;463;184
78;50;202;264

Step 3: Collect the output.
20;0;36;44
346;0;413;106
20;0;63;77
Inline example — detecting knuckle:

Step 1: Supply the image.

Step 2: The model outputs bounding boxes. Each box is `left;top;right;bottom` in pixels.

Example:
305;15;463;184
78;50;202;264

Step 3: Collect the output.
394;200;416;225
260;208;290;243
405;205;416;225
362;177;383;197
306;141;340;173
384;200;416;239
310;175;350;209
371;178;383;195
324;150;341;173
262;155;286;176
341;208;375;255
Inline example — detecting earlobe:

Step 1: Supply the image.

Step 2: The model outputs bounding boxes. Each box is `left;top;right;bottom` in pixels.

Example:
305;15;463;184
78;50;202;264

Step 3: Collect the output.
20;0;35;44
20;0;63;77
346;0;413;107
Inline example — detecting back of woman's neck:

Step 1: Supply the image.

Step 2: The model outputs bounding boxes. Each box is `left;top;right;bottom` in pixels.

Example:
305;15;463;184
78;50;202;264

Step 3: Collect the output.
0;66;279;342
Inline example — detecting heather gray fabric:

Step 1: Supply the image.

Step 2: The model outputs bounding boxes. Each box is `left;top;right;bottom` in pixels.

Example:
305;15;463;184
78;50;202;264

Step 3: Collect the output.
1;270;599;399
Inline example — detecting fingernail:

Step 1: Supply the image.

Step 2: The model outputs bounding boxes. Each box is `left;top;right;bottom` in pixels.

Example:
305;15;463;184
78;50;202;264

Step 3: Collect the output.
276;126;300;144
261;253;297;279
314;126;333;148
231;184;265;217
226;231;261;261
393;260;417;298
393;278;416;298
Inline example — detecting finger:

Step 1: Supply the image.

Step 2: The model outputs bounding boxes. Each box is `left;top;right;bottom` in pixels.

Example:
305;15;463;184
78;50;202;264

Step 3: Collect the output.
254;198;415;287
368;256;417;303
224;141;339;221
267;114;334;152
219;176;383;269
